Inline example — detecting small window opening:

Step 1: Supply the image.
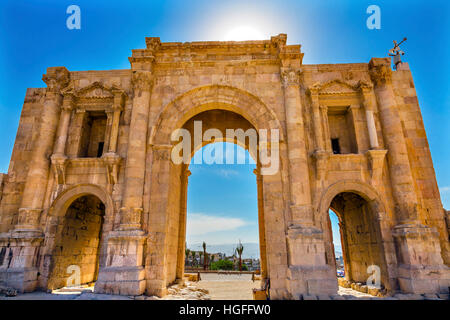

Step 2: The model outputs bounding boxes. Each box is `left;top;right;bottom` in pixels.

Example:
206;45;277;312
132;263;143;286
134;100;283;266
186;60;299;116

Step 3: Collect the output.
331;138;341;154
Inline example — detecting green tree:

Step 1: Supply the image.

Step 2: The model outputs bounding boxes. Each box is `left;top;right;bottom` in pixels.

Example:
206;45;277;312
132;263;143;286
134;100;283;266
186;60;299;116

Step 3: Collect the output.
210;259;234;270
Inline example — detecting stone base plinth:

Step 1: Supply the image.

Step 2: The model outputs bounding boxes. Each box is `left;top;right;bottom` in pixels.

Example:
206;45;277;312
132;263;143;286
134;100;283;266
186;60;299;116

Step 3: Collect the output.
287;266;338;299
0;231;43;293
393;223;450;294
285;224;338;298
95;266;146;296
95;230;147;296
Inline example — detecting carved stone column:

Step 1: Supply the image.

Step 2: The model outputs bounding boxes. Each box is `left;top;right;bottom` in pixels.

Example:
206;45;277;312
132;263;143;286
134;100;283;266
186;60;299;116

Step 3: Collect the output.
96;69;152;297
281;68;313;227
359;82;380;149
369;58;418;224
50;94;74;197
118;70;153;231
176;168;191;281
0;67;70;293
281;69;337;298
308;88;325;152
16;67;70;233
254;168;268;281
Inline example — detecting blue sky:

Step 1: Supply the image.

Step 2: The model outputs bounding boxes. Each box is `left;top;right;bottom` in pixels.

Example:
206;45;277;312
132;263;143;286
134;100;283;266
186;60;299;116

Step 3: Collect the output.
1;1;449;249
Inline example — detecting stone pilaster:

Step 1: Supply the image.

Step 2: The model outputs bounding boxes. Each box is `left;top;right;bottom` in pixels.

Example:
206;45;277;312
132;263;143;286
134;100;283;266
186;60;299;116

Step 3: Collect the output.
17;67;70;232
281;68;336;298
281;68;313;227
369;58;418;224
118;70;153;231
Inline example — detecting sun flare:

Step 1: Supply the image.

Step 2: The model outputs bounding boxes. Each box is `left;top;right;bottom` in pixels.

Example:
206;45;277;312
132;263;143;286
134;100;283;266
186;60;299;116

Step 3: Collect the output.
224;26;265;41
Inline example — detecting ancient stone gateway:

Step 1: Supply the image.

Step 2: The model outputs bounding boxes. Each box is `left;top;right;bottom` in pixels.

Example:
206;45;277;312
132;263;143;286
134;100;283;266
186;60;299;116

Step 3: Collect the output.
0;34;449;299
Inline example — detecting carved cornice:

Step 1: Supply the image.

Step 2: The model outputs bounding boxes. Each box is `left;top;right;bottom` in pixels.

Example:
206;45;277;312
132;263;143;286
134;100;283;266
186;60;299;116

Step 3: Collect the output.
42;67;70;93
131;70;153;92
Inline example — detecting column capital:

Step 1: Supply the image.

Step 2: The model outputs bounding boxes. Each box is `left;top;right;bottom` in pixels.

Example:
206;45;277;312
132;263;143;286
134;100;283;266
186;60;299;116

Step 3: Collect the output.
42;67;70;93
281;68;302;88
131;70;153;92
369;59;393;87
62;95;75;111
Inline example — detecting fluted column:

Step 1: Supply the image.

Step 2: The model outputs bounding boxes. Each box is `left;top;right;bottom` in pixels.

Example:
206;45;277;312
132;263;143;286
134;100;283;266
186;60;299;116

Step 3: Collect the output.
52;95;74;156
176;168;191;280
281;68;313;227
254;168;267;280
359;83;380;149
118;70;153;231
308;89;325;151
16;67;70;232
369;58;418;224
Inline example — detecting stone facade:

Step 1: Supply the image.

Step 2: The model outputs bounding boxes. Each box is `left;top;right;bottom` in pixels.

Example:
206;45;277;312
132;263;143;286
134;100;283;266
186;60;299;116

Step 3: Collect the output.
0;34;448;299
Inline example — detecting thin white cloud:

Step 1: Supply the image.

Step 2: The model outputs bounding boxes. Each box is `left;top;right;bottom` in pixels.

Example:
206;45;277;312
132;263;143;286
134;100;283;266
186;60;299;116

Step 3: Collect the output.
187;213;246;236
440;186;450;194
216;168;239;178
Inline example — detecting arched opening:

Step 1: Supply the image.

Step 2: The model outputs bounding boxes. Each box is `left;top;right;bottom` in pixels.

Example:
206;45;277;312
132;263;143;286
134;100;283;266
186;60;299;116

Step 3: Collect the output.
47;194;105;291
169;109;268;299
324;192;386;290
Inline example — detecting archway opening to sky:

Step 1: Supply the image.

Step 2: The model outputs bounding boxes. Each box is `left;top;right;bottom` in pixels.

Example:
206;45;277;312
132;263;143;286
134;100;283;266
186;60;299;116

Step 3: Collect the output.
185;142;261;276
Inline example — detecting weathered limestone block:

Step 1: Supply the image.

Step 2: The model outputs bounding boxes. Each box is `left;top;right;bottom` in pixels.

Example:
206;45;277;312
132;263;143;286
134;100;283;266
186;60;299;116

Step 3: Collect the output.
286;225;338;297
95;230;146;296
393;224;450;294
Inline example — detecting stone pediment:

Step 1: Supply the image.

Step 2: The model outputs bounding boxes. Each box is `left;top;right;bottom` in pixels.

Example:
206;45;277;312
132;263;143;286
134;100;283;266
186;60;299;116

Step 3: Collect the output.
311;79;358;95
63;81;125;100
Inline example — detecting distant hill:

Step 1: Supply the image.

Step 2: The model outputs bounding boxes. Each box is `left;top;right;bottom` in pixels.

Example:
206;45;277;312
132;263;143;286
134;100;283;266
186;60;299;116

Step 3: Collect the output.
188;242;260;259
187;242;342;259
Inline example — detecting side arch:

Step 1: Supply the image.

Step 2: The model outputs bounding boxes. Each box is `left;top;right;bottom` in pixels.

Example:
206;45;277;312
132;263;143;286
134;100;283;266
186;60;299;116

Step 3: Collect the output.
317;180;387;218
317;179;397;292
48;184;114;219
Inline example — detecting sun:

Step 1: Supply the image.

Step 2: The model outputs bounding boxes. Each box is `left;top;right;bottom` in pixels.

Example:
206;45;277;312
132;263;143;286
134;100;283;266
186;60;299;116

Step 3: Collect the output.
224;26;265;41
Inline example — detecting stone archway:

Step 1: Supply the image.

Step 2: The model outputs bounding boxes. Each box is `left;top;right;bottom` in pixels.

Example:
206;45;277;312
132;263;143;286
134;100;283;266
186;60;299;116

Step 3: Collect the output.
145;85;289;298
317;180;396;292
41;184;113;290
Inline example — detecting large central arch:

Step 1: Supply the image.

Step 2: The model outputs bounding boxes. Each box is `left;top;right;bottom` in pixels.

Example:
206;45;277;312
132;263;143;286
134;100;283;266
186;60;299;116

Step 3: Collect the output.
145;85;289;297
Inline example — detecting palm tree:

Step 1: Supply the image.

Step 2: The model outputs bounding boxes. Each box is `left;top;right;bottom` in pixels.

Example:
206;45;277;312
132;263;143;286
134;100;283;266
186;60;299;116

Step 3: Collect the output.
202;241;207;270
209;254;215;269
199;251;203;270
235;240;244;272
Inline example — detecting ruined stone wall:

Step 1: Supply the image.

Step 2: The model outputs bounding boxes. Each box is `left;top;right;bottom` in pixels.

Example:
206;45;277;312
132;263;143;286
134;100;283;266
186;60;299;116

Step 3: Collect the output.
0;88;45;233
